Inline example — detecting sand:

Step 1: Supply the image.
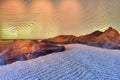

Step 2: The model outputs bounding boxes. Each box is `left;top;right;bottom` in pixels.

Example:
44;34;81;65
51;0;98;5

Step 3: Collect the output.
0;44;120;80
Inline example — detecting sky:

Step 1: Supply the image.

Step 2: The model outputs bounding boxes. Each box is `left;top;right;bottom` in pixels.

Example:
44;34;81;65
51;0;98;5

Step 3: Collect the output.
0;0;120;39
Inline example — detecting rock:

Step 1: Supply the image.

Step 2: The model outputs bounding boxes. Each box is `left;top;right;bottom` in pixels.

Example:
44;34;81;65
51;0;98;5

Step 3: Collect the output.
10;40;35;54
78;30;103;44
28;43;65;59
41;27;120;50
42;35;79;44
0;40;65;65
78;27;120;49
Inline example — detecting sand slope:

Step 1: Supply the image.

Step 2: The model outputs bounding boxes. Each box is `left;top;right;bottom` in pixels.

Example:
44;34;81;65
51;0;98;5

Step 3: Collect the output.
0;44;120;80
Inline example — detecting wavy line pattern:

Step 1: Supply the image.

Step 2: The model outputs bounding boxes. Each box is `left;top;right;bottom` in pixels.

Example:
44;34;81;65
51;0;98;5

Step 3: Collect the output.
0;44;120;80
0;0;120;39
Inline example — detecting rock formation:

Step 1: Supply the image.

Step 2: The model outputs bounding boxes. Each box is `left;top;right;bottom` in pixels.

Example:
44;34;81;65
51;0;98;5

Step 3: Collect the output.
42;27;120;49
42;35;79;44
0;40;65;65
85;27;120;49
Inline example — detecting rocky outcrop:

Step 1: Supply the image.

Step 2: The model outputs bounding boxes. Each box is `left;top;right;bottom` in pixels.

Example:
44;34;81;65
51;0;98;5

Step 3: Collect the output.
0;40;65;65
87;27;120;49
41;27;120;49
42;35;79;44
78;30;103;44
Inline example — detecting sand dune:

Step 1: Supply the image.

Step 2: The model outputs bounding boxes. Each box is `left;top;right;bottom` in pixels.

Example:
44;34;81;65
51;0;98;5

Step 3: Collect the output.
0;44;120;80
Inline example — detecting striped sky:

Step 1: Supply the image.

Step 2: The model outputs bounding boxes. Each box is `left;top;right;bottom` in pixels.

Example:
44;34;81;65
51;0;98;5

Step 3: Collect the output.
0;0;120;39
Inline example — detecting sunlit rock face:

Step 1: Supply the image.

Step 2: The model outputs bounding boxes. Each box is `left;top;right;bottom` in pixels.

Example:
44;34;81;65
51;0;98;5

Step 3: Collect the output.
78;27;120;49
0;40;40;64
10;40;40;54
78;31;103;44
0;40;65;65
42;35;79;44
42;27;120;49
98;27;120;44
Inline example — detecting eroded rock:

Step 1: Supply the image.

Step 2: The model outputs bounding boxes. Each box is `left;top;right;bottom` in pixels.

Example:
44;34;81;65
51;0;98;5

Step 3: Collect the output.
0;40;65;65
41;27;120;49
42;35;79;44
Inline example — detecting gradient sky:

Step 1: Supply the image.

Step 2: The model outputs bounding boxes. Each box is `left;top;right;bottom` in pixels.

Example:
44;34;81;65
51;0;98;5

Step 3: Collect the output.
0;0;120;39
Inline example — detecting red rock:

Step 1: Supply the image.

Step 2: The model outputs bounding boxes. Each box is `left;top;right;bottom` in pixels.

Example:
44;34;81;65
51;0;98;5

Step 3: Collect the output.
41;27;120;49
78;27;120;49
42;35;79;44
0;40;65;65
78;30;103;44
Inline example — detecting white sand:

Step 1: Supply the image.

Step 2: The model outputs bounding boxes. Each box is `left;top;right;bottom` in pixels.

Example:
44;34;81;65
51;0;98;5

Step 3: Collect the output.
0;44;120;80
